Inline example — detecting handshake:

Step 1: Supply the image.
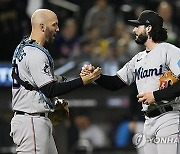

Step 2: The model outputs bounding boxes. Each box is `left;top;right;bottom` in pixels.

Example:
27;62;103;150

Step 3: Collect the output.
80;64;102;85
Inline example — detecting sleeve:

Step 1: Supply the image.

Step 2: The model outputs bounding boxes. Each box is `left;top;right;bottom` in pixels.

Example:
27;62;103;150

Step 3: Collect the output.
95;75;126;91
40;77;83;98
165;44;180;77
27;48;54;88
116;55;136;85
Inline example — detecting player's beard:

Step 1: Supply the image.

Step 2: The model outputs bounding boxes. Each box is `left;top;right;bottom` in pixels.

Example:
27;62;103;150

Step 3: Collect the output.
135;32;148;45
45;28;54;43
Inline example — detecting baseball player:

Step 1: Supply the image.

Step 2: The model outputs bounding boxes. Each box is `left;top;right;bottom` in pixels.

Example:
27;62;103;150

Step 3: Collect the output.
10;9;101;154
81;10;180;154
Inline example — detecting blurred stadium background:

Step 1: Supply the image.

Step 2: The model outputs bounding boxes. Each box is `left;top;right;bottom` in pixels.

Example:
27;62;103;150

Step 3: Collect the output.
0;0;180;153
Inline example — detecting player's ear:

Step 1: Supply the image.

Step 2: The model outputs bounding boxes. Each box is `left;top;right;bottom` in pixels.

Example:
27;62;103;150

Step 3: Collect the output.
146;25;152;32
40;23;45;32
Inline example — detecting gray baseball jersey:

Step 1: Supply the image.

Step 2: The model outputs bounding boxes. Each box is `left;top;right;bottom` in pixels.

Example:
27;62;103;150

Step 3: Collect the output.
12;38;56;113
11;38;60;154
116;42;180;111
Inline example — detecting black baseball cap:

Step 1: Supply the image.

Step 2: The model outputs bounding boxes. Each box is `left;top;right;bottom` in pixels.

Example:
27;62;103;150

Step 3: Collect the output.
128;10;163;27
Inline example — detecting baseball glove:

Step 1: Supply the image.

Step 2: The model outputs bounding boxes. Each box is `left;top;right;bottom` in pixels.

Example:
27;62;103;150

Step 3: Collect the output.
159;70;178;90
49;98;69;127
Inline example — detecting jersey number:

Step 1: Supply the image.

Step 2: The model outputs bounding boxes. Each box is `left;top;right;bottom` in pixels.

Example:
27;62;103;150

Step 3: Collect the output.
12;64;20;88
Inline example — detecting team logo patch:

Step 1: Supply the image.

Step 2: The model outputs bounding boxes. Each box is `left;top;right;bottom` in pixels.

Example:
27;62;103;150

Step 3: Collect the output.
159;81;168;90
42;63;51;76
177;60;180;68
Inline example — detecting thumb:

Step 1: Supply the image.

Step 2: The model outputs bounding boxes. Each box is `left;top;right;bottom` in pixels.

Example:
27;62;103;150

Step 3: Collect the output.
137;93;143;98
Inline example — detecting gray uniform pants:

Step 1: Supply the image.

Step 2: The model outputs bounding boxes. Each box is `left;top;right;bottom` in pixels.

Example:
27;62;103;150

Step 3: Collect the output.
144;111;180;154
10;114;58;154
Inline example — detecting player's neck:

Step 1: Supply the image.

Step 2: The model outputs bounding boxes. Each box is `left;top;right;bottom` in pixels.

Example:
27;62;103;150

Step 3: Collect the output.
29;31;46;47
145;40;159;52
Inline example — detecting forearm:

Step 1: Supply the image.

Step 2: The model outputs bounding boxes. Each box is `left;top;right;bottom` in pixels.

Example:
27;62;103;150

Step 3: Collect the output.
40;77;83;98
153;80;180;102
95;75;126;91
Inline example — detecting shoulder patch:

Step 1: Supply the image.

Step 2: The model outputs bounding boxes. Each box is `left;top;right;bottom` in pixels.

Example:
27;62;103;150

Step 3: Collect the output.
177;60;180;68
42;63;51;76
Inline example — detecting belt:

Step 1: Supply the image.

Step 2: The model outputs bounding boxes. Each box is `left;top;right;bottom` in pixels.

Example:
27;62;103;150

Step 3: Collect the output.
15;111;48;117
143;105;173;118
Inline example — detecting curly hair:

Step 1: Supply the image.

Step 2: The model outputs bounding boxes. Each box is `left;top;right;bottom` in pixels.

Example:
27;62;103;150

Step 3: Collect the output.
148;25;168;43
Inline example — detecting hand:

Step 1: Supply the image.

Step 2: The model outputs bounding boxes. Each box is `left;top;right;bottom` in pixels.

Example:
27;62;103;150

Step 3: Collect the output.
81;67;101;85
137;92;155;105
80;64;95;76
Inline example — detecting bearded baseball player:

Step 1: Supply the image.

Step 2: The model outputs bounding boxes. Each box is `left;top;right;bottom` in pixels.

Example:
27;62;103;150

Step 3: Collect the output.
82;10;180;154
10;9;101;154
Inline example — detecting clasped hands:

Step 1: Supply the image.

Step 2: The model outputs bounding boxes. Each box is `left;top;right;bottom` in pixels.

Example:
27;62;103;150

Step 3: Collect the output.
80;64;101;85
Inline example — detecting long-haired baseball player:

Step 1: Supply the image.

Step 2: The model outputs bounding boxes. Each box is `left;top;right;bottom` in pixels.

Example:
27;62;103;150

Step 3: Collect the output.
10;9;101;154
81;10;180;154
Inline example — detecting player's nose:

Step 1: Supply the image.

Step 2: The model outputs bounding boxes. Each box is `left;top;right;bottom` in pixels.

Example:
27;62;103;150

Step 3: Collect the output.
56;26;59;32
